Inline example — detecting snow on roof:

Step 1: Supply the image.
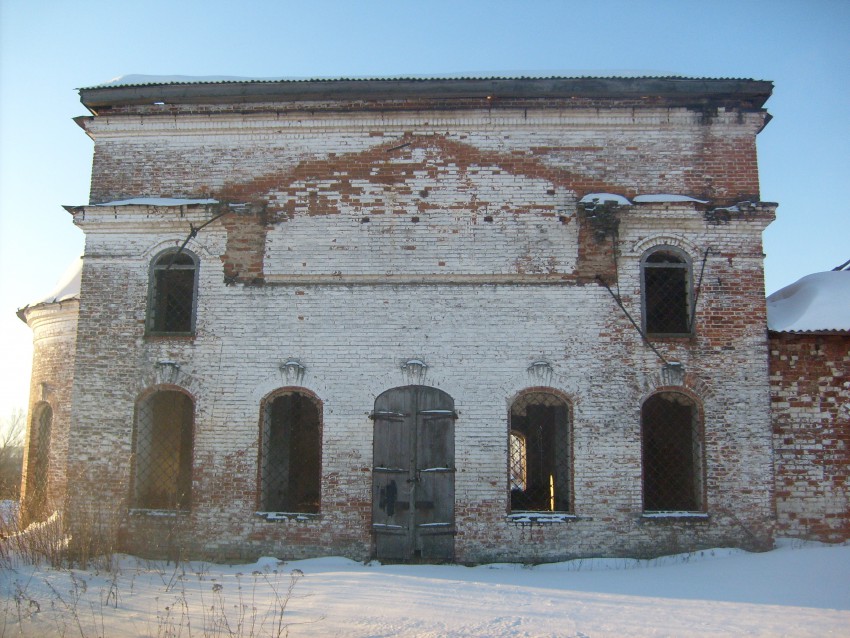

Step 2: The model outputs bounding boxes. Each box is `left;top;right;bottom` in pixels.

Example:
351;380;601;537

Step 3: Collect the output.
766;271;850;333
19;257;82;319
92;197;219;207
633;194;709;204
579;193;633;206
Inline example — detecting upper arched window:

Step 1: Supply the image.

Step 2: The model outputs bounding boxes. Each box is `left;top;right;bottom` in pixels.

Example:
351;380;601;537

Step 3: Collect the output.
508;391;571;513
147;249;199;335
641;247;692;336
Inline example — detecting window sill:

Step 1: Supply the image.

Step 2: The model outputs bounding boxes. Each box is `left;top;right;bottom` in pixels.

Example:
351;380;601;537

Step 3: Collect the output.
646;334;695;341
129;508;191;517
144;333;196;341
507;512;581;526
255;511;321;522
641;511;709;521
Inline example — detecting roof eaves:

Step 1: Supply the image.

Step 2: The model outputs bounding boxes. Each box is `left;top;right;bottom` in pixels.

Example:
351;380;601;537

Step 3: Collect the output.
769;329;850;336
80;74;767;89
77;75;774;111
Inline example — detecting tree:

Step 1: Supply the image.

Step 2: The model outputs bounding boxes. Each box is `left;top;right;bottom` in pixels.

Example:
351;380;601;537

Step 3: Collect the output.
0;409;25;500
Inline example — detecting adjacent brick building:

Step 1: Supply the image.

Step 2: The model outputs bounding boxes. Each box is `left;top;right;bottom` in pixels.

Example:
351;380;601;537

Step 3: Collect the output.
767;270;850;542
20;75;821;562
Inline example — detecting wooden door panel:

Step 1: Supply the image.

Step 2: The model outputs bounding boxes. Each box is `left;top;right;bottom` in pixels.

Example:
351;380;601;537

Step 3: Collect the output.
372;385;455;561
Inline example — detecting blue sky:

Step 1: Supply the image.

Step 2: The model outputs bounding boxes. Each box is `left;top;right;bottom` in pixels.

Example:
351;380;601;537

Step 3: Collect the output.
0;0;848;420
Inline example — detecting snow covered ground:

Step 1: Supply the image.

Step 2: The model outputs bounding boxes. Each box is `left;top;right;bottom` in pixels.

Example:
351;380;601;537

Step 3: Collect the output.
2;540;849;637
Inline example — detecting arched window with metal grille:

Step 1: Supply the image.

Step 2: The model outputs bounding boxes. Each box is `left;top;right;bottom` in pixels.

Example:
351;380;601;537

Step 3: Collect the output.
641;391;704;512
259;390;322;513
147;249;199;335
24;402;52;522
132;389;194;510
508;391;571;513
641;247;693;336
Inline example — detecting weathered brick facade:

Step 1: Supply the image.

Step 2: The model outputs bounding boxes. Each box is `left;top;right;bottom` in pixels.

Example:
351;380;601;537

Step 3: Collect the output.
22;77;794;561
770;333;850;541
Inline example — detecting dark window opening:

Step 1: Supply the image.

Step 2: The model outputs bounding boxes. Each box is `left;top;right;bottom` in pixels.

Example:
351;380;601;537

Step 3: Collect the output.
642;249;691;335
132;390;194;510
148;250;198;334
509;392;571;512
642;392;703;512
260;392;322;513
24;403;52;522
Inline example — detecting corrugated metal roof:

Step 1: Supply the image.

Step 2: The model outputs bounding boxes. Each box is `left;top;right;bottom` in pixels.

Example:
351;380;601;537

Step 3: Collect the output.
78;75;775;112
81;73;765;90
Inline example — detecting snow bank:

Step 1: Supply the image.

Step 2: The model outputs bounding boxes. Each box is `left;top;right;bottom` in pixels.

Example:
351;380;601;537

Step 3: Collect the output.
3;542;849;637
767;271;850;332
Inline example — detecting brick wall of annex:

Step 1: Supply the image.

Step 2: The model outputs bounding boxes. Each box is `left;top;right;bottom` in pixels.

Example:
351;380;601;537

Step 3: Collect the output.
63;103;776;562
770;333;850;542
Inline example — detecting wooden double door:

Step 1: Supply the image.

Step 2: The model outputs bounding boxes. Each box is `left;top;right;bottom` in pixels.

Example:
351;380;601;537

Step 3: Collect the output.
371;386;456;561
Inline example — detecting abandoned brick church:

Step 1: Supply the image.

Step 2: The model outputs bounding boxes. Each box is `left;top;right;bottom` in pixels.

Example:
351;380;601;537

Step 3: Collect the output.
17;76;850;562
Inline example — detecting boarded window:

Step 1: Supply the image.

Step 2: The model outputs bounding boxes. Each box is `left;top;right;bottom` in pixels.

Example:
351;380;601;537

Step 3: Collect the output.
509;392;571;512
642;248;691;335
132;390;194;510
259;391;322;513
147;250;198;334
641;392;703;512
23;402;52;522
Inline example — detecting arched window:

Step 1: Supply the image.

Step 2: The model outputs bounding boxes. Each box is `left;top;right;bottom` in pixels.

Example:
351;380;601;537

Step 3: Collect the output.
132;390;194;510
259;390;322;513
641;247;692;336
641;391;704;512
24;402;52;522
147;249;199;335
509;392;571;512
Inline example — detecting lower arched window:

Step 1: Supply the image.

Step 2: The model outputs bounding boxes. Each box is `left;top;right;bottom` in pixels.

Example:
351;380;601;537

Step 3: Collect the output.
24;402;52;522
132;390;194;510
641;392;703;512
509;392;571;512
259;390;322;513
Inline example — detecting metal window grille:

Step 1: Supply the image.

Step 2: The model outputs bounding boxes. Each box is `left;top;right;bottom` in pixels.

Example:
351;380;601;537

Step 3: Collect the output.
641;392;703;512
24;403;52;522
133;391;193;510
509;431;527;491
509;392;571;512
643;251;691;335
260;392;322;513
149;251;197;334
